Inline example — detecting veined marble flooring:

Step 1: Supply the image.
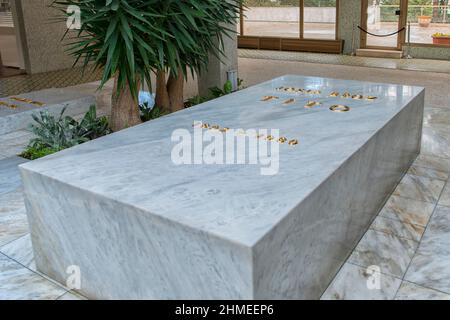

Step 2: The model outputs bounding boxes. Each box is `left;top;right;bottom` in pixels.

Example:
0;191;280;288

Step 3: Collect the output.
1;58;450;299
322;153;450;300
238;49;450;74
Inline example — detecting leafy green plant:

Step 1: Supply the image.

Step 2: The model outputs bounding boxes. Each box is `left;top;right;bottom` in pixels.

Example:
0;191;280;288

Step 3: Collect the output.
53;0;242;130
28;108;88;151
209;80;234;99
77;105;111;140
20;146;61;161
139;103;167;122
21;105;110;160
186;78;246;107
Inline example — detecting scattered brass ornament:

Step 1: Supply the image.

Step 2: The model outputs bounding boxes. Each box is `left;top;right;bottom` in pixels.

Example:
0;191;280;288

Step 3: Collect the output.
261;95;278;102
342;92;351;98
329;91;340;97
283;98;295;105
304;101;321;108
330;105;351;112
288;139;299;146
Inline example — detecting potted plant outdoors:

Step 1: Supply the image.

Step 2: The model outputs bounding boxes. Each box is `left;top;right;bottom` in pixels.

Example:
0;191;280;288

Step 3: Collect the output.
52;0;242;131
432;32;450;45
418;15;432;27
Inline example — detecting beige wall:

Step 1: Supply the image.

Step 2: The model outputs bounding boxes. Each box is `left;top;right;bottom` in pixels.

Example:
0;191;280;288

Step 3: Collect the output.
338;0;361;55
14;0;75;74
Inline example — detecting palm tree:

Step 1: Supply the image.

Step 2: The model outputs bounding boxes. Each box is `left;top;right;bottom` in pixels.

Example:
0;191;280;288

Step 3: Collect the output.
52;0;241;131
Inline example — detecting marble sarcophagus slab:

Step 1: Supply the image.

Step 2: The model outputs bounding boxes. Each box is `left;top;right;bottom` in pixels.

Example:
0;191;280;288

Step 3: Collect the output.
20;75;424;299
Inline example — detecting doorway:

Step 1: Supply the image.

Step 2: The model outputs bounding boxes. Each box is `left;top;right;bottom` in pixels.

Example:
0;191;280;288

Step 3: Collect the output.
360;0;408;50
0;0;25;77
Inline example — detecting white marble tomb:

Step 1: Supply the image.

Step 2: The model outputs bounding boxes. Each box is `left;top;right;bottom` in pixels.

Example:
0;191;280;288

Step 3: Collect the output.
20;75;424;299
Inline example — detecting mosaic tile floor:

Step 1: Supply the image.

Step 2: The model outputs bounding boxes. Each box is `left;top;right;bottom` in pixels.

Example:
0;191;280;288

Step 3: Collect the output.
0;66;103;98
239;49;450;74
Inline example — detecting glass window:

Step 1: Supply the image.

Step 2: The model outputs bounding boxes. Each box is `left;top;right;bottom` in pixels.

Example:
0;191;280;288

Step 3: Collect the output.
407;0;450;44
303;0;337;39
243;0;301;38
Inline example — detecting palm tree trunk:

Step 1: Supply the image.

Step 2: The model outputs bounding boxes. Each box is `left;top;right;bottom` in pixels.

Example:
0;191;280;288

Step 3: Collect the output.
0;53;3;76
167;68;184;112
155;68;185;113
155;70;170;111
110;75;142;131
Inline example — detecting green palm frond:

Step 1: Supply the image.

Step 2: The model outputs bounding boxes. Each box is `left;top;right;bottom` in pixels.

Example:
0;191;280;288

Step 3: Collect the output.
51;0;242;98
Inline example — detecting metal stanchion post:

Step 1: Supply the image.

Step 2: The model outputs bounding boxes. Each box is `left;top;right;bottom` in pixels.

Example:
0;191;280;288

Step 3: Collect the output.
351;22;356;56
405;21;413;59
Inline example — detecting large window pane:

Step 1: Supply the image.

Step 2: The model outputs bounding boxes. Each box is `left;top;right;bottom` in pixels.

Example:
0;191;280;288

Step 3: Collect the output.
407;0;450;44
303;0;336;39
366;0;401;48
243;0;301;38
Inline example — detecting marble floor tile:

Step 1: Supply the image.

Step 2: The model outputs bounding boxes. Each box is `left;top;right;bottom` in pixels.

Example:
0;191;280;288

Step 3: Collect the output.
0;214;29;247
0;132;33;158
370;217;425;242
0;156;28;196
321;263;402;300
0;130;33;144
422;125;450;160
405;206;450;294
0;188;26;218
0;234;35;271
413;154;450;173
423;108;450;127
57;291;87;300
349;229;418;278
392;174;446;204
379;195;436;227
395;281;450;300
439;182;450;208
407;165;449;181
0;253;66;300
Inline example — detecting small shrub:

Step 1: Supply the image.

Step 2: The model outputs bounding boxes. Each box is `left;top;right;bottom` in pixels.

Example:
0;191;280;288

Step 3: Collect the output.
20;146;61;160
186;78;246;108
21;105;110;160
139;102;167;122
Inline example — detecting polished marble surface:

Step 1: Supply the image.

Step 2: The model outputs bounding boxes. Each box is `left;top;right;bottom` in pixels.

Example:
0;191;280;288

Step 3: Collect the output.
379;195;436;227
412;154;450;173
0;234;35;271
405;206;450;294
21;75;425;247
0;156;28;196
0;253;65;300
321;263;402;300
407;165;449;181
370;217;425;242
393;174;446;204
20;75;424;299
349;229;418;278
395;281;450;300
0;189;28;247
422;125;450;159
239;49;450;74
57;291;87;300
439;182;450;207
0;88;94;135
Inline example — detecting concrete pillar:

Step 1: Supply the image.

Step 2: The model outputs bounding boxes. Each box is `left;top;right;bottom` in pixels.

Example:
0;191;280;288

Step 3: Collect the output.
338;0;362;55
197;25;238;97
13;0;75;74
